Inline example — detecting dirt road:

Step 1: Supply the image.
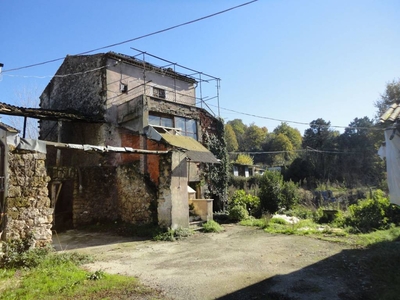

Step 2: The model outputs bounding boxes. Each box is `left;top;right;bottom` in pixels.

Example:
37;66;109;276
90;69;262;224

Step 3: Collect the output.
53;225;370;300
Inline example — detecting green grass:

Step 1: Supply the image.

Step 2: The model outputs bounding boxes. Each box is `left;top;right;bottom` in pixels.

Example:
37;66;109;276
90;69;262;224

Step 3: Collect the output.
153;227;194;241
0;251;163;300
202;220;224;233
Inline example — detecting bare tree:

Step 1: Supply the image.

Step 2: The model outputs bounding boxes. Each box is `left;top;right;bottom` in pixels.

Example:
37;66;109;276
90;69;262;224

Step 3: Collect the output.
5;85;40;139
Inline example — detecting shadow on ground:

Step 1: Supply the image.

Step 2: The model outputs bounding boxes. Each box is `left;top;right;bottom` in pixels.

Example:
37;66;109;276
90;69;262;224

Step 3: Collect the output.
217;239;400;300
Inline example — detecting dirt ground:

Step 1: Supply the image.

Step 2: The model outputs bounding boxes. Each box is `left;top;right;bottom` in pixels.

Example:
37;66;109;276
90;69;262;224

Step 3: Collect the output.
53;225;371;300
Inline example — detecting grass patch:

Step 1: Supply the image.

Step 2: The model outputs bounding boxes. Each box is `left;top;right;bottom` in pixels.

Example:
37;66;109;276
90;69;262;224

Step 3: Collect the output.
153;227;194;242
0;251;163;300
202;220;224;233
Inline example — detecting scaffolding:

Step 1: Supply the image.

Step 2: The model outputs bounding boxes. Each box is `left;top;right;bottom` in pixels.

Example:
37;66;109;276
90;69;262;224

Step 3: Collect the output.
129;47;221;118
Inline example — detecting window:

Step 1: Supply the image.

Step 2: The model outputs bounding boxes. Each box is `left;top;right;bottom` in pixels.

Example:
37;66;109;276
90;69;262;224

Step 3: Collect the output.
174;117;197;140
153;87;166;99
148;114;198;140
148;115;173;128
120;82;128;93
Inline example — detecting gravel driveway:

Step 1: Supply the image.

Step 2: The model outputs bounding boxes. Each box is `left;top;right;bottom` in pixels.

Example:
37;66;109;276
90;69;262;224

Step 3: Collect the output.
53;225;370;300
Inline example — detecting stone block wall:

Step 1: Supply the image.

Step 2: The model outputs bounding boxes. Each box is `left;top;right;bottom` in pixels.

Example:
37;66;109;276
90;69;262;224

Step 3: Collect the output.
3;148;52;247
72;165;156;227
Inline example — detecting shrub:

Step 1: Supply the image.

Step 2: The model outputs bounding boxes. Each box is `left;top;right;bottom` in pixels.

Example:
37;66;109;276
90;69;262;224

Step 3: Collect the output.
229;205;249;222
0;235;51;269
345;190;390;233
258;170;284;213
202;220;224;233
281;180;300;209
229;190;260;217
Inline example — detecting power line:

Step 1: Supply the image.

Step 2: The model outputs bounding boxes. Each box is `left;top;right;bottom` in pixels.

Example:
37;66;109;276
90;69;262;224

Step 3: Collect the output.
2;0;258;73
3;65;108;79
211;104;384;131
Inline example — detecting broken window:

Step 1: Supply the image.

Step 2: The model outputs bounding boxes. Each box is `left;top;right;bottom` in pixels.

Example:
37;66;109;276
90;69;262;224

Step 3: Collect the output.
153;87;166;99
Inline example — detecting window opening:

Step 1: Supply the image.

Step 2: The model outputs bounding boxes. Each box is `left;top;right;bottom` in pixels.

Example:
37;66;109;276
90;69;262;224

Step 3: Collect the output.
153;87;166;99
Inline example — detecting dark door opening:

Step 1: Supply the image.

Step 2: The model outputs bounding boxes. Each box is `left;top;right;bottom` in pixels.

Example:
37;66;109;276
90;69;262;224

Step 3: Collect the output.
53;180;74;232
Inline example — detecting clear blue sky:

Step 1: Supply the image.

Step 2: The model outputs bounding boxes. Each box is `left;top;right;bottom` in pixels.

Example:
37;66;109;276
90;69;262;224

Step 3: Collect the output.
1;0;399;135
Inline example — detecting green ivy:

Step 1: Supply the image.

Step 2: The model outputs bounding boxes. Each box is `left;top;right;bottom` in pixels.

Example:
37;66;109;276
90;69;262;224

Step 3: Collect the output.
203;119;229;211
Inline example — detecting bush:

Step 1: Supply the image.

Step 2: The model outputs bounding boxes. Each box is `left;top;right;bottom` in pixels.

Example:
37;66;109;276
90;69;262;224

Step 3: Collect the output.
281;180;300;209
229;190;260;217
202;220;224;233
259;170;284;213
345;190;390;233
0;235;51;269
229;205;249;222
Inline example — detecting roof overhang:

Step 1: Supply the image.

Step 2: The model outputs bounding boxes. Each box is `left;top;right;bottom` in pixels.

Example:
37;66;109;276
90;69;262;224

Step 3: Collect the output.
144;126;219;164
161;133;220;164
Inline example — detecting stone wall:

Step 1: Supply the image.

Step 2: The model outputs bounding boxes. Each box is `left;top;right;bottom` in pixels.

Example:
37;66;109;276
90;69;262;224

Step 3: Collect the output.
3;147;52;247
72;165;156;227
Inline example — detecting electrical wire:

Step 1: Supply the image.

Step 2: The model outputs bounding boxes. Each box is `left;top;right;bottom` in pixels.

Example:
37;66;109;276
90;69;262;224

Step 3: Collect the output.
210;104;384;131
2;0;258;73
3;65;108;79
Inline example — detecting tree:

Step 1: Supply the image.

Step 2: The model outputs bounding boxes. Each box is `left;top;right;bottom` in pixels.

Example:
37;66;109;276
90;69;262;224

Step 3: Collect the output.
7;85;40;139
273;122;302;150
375;79;400;119
242;123;267;152
225;124;238;152
227;119;247;150
337;117;384;186
262;133;294;166
235;153;254;165
302;119;339;181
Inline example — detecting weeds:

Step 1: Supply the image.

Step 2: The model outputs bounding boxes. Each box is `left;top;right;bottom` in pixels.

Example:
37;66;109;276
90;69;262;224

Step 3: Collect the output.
153;227;194;242
202;220;224;233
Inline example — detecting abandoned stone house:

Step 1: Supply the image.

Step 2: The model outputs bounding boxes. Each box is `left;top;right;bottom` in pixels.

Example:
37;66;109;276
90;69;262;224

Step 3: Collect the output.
37;51;226;232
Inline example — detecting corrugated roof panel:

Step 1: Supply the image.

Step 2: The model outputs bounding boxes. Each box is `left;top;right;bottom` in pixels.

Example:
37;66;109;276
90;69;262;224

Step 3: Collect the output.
160;133;219;164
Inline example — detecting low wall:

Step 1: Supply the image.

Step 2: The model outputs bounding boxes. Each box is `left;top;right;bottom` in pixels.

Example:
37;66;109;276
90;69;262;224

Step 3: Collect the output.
189;199;213;222
2;148;53;247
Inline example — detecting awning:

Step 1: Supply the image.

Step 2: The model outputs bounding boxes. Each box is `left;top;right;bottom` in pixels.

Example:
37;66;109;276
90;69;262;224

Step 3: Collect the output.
160;133;220;164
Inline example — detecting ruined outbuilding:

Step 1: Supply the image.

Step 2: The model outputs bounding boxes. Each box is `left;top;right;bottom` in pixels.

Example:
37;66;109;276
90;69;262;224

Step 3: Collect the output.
39;51;226;230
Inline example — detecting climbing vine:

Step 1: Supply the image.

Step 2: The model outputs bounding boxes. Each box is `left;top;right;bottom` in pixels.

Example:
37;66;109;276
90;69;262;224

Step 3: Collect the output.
203;119;229;211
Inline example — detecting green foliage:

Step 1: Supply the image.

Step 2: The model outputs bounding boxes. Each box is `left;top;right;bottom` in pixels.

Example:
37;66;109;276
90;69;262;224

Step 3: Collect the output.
345;190;391;233
228;205;249;222
258;170;284;213
87;270;105;281
270;217;288;225
0;235;51;269
0;251;151;300
285;205;315;220
235;153;254;165
225;124;238;152
240;217;268;228
242;123;267;151
280;180;300;209
204;125;229;211
273;122;302;149
153;227;194;242
259;170;283;213
202;220;224;233
229;190;260;217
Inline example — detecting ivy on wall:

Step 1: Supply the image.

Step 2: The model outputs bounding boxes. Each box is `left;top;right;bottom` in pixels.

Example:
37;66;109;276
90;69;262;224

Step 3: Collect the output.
203;119;229;211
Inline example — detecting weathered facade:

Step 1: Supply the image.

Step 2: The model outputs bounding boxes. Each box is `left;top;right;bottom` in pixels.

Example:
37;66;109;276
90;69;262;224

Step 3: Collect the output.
39;52;224;230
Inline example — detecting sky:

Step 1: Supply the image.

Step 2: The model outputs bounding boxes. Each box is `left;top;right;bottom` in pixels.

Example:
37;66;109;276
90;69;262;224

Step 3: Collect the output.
1;0;399;136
